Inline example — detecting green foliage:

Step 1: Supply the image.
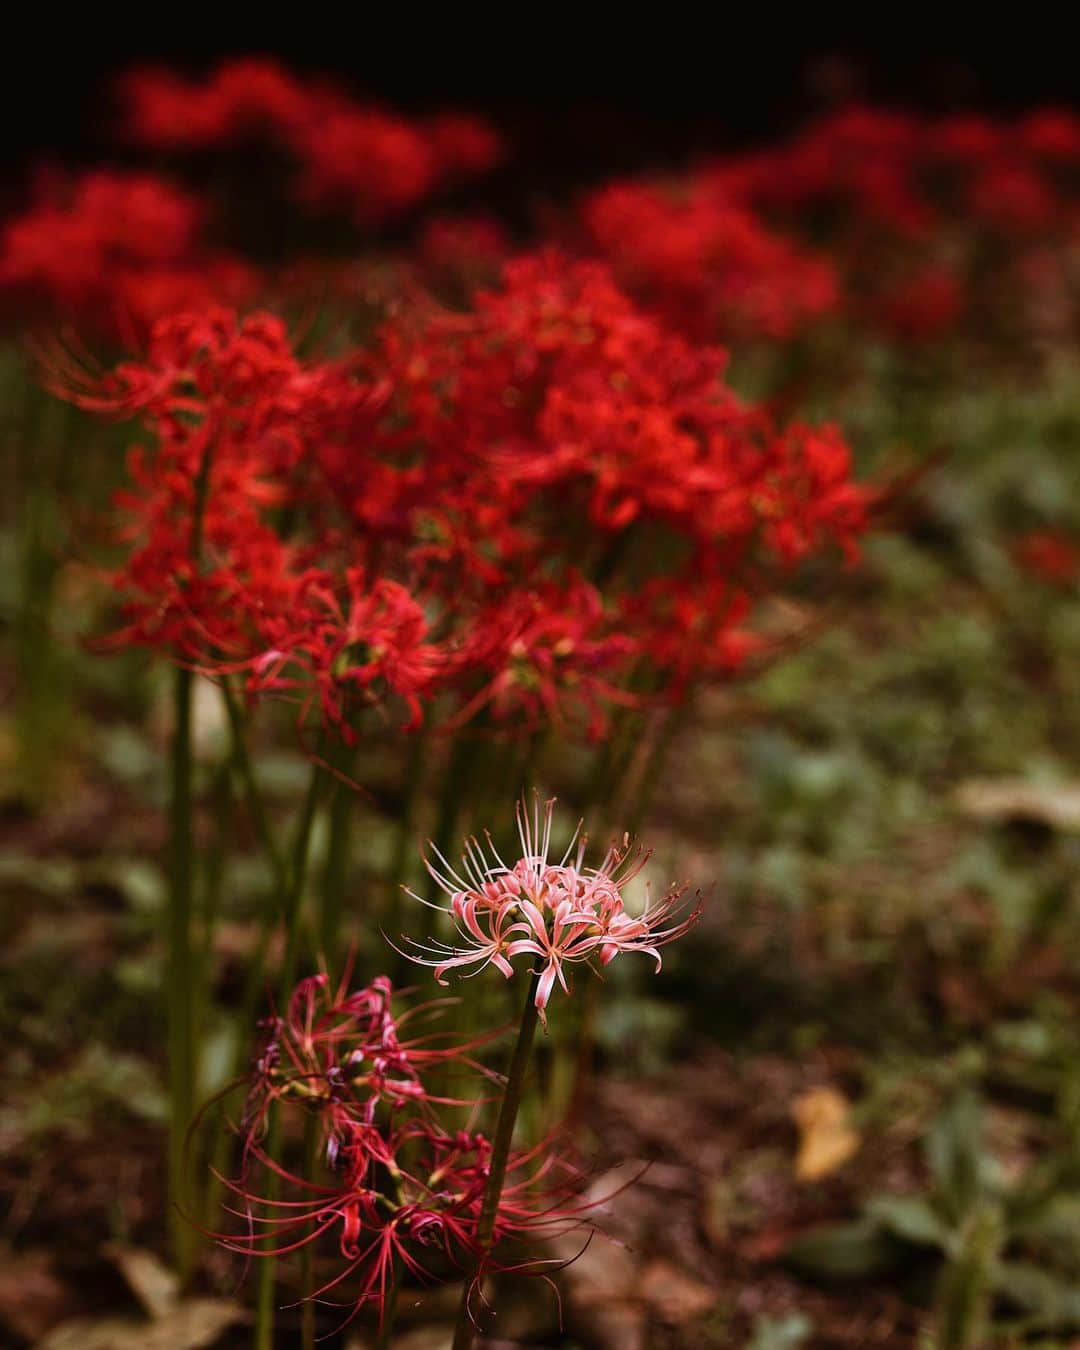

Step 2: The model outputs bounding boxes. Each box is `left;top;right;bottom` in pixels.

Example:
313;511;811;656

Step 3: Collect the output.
786;1087;1080;1342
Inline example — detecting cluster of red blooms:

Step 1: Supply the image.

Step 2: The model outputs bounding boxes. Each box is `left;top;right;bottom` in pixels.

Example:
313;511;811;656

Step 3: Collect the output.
583;106;1080;348
218;968;582;1326
717;106;1080;236
0;170;259;337
61;251;868;742
580;179;840;343
117;58;502;225
58;306;446;739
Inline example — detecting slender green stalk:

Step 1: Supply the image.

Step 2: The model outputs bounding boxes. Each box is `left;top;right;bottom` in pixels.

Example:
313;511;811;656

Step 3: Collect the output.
168;664;198;1281
388;728;429;893
320;740;356;966
300;1113;319;1350
254;754;326;1350
185;757;235;1232
450;972;542;1350
221;683;289;896
432;732;478;870
282;758;325;990
166;431;216;1280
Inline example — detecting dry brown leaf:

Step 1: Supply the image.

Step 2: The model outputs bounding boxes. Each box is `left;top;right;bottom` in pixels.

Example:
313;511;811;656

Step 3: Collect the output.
955;778;1080;831
104;1243;179;1320
0;1250;72;1343
792;1085;860;1182
34;1297;244;1350
639;1259;717;1324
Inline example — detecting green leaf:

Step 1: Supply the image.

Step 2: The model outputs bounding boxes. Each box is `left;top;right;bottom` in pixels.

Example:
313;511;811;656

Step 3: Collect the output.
1011;1196;1080;1263
925;1089;988;1220
994;1262;1080;1329
864;1193;951;1249
784;1218;904;1281
934;1202;1004;1350
748;1312;814;1350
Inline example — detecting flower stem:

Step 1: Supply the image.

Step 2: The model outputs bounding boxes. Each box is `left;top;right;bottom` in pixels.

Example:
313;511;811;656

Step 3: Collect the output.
254;753;325;1350
450;971;542;1350
222;682;289;895
167;428;215;1282
300;1112;319;1350
319;739;356;967
167;663;198;1282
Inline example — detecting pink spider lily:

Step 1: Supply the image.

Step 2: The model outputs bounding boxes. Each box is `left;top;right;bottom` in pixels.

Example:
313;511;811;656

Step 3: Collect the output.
397;795;702;1024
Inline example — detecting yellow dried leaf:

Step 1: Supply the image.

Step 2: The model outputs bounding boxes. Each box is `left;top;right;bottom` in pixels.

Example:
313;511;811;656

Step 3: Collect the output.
792;1086;860;1181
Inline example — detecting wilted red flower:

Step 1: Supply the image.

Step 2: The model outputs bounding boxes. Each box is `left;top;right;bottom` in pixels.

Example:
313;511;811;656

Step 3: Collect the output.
212;969;589;1330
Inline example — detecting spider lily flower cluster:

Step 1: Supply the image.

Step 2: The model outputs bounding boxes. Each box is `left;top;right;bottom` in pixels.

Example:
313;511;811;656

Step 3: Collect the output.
55;252;869;746
582;105;1080;350
401;797;702;1024
217;968;587;1328
116;57;502;226
0;170;260;337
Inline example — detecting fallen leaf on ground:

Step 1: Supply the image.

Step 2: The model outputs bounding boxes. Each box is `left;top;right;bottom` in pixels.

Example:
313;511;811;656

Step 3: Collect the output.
0;1249;72;1342
34;1297;244;1350
104;1243;179;1319
792;1086;860;1181
639;1258;717;1324
955;778;1080;830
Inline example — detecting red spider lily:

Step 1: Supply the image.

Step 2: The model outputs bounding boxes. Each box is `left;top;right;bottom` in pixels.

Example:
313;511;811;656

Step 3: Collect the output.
61;251;870;744
52;306;448;737
581;178;839;342
399;796;702;1025
0;170;259;335
698;104;1080;349
246;570;446;738
208;970;593;1331
214;1116;591;1332
116;58;501;226
238;970;501;1162
443;576;640;741
369;252;866;562
361;252;868;723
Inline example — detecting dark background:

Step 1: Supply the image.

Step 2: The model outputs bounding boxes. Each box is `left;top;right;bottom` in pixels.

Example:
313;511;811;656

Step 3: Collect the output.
1;36;1076;182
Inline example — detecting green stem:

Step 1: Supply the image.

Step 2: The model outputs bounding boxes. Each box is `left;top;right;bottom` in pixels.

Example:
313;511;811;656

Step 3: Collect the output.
282;758;324;990
300;1113;319;1350
222;683;289;895
450;971;542;1350
167;426;217;1281
388;728;429;893
254;754;325;1350
168;664;198;1282
320;741;356;966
